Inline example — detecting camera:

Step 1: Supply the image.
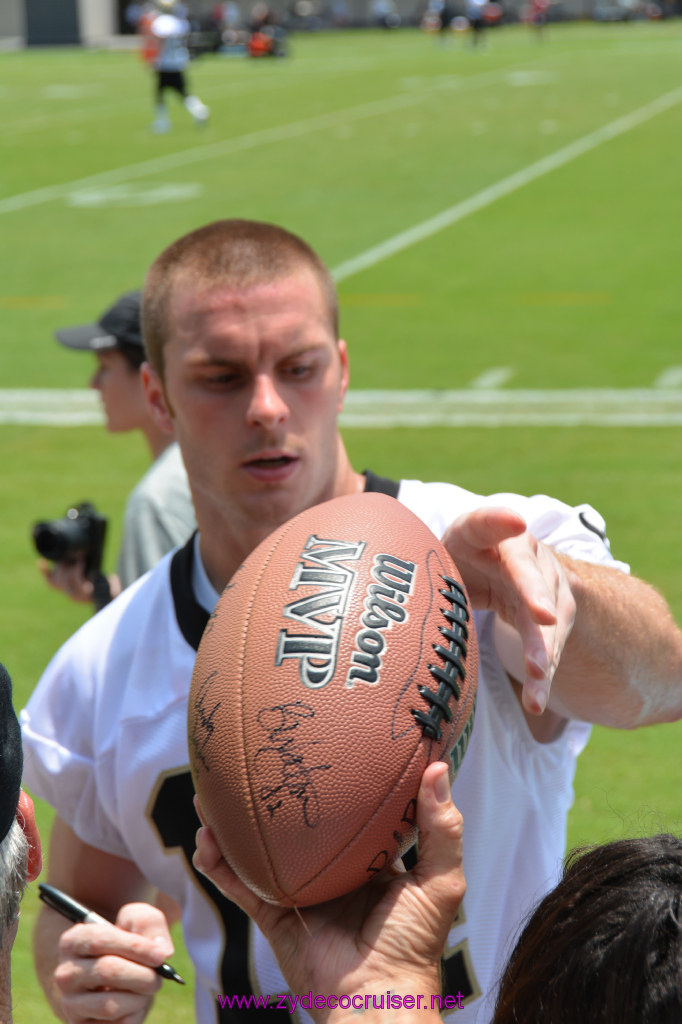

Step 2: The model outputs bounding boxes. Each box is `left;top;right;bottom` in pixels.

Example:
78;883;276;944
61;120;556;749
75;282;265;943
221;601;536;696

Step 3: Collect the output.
32;502;111;609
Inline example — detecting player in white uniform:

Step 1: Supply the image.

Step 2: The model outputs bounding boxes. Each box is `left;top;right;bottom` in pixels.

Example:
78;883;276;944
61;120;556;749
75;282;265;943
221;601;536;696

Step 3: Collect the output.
147;0;209;133
21;220;682;1024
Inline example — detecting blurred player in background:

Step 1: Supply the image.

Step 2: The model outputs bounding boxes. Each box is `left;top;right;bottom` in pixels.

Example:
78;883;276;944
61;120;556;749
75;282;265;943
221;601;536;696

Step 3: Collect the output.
529;0;550;37
144;0;209;133
40;290;196;607
465;0;488;44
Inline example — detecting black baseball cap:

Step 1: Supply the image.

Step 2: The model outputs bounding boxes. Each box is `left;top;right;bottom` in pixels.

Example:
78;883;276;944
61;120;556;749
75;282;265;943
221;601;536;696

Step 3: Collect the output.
0;664;23;845
54;290;143;352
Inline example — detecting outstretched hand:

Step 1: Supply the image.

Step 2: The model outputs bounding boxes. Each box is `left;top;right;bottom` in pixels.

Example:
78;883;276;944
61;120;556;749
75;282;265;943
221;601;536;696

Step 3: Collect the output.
441;506;576;715
193;761;464;1022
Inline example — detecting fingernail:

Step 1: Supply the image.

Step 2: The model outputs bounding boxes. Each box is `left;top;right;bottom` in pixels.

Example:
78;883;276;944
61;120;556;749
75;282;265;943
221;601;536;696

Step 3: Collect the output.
526;684;547;714
434;764;452;804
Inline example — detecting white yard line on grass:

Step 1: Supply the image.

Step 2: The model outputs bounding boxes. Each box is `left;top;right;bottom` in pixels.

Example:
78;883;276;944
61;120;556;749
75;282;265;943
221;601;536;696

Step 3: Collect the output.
0;47;631;213
654;367;682;389
0;65;514;215
3;388;682;427
469;368;514;389
330;84;682;282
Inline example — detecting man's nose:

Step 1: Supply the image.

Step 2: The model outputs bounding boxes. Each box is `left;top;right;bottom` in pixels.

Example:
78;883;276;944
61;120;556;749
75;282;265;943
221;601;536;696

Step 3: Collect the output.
246;374;289;428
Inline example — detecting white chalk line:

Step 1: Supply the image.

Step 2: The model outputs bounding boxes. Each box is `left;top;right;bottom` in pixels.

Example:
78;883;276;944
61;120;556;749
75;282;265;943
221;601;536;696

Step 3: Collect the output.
654;367;682;389
330;84;682;282
0;56;386;138
2;388;682;427
0;64;517;215
470;367;514;389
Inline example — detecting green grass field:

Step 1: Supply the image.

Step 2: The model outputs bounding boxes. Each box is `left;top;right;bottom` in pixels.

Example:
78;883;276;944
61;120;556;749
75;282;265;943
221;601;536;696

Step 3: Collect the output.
2;19;682;1021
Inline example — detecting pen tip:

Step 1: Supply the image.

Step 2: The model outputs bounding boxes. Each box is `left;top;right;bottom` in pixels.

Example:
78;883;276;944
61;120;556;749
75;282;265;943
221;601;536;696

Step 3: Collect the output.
158;963;185;984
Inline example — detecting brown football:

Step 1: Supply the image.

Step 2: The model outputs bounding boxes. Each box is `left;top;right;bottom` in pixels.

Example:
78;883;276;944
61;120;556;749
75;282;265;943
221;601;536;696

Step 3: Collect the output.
188;492;477;907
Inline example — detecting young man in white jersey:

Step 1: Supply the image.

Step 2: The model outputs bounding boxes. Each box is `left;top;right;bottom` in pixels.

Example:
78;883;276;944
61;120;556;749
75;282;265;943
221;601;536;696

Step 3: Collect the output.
21;219;682;1024
147;0;209;133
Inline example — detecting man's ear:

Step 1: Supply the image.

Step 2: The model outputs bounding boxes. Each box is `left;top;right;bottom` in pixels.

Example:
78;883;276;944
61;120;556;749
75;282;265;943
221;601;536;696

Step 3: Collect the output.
141;362;175;434
337;339;350;412
16;791;42;882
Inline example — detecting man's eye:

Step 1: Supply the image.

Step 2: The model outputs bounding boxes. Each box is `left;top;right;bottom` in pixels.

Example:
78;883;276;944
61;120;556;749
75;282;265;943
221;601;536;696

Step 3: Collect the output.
285;364;312;378
207;373;240;386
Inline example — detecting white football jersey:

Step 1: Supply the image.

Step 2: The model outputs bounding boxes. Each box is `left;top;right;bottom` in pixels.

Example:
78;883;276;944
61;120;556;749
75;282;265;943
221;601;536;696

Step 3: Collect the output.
21;473;627;1024
151;12;191;71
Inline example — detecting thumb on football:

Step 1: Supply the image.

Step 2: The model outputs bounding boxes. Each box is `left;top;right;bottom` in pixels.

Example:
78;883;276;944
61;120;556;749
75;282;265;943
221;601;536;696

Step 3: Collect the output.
412;762;466;927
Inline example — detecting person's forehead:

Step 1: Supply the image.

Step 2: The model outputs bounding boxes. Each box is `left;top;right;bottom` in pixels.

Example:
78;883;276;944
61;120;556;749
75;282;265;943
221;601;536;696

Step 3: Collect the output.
96;346;125;361
170;267;330;327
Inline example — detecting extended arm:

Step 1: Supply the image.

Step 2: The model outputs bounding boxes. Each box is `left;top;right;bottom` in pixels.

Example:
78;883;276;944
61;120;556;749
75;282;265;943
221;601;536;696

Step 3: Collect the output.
543;553;682;726
442;507;682;728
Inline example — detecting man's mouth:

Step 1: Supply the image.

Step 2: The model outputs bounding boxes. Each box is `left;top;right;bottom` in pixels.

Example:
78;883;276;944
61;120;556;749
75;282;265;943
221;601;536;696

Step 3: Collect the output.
246;455;295;468
242;452;299;479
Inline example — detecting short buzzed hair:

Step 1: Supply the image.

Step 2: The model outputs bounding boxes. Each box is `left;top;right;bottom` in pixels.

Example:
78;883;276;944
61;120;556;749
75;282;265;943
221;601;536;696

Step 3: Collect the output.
142;219;339;378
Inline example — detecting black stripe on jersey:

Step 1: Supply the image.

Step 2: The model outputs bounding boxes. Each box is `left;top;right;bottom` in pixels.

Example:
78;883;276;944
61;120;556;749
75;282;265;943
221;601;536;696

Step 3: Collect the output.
578;510;608;542
363;468;401;498
150;771;285;1023
170;531;210;649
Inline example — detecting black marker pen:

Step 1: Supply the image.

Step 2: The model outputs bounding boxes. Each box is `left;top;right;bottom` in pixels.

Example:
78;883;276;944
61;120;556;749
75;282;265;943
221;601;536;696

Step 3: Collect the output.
38;883;185;985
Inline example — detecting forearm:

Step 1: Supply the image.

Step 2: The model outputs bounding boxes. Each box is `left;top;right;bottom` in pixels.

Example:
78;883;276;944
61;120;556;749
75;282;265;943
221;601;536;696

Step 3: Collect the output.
551;556;682;727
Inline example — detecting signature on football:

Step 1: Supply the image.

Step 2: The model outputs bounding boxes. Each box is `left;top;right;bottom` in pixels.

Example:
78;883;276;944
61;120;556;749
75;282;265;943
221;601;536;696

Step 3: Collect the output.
254;702;330;828
190;669;222;773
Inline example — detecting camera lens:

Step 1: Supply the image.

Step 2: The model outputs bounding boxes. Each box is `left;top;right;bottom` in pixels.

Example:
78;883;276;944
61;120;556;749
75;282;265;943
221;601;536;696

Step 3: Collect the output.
32;517;91;561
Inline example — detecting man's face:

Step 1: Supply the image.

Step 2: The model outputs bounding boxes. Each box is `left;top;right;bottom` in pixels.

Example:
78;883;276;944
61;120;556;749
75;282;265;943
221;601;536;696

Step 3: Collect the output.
90;349;145;433
148;267;349;543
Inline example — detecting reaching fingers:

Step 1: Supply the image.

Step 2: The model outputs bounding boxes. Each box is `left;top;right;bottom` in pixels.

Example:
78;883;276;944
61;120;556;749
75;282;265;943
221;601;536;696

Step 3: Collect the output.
444;506;578;714
444;506;528;554
512;545;576;713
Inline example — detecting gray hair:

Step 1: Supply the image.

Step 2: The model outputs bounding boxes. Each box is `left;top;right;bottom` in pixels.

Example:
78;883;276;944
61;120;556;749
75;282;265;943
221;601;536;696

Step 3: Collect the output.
0;819;28;943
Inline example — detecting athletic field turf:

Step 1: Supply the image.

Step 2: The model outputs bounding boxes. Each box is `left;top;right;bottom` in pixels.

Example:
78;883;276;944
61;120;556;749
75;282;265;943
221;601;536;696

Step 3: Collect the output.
2;20;682;1020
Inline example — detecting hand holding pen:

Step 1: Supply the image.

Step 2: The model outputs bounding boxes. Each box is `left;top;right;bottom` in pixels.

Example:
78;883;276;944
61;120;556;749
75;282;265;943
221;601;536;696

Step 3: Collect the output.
39;883;185;986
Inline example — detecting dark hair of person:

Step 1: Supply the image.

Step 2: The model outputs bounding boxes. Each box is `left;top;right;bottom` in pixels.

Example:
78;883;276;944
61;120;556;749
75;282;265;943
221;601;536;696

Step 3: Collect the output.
142;219;338;378
493;835;682;1024
118;341;146;372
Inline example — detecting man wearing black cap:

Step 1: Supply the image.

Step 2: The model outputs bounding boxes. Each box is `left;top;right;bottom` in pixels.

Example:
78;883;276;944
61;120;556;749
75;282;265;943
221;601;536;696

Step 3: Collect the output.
41;291;196;606
0;663;42;1024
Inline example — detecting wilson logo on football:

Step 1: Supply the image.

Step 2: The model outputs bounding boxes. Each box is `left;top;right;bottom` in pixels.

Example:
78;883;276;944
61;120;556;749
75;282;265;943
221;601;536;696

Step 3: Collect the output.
346;553;416;688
